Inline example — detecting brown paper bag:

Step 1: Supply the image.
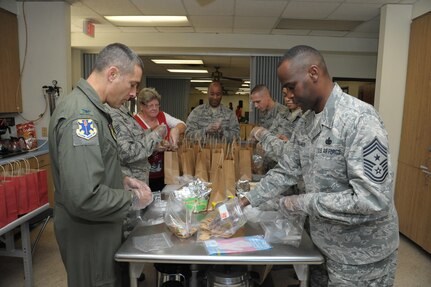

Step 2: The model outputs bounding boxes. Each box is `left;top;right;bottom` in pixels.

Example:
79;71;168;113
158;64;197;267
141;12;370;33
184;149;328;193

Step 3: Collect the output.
224;144;236;197
238;142;252;181
194;141;209;182
180;146;195;177
208;149;225;209
164;150;180;184
232;139;241;180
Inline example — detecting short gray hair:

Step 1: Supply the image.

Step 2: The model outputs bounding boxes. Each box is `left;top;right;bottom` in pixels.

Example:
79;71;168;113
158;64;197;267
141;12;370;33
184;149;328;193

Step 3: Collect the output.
93;43;144;75
138;87;161;105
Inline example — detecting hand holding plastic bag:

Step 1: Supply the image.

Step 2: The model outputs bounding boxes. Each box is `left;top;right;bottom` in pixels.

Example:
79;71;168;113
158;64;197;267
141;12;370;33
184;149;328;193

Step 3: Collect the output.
124;177;153;210
198;197;247;240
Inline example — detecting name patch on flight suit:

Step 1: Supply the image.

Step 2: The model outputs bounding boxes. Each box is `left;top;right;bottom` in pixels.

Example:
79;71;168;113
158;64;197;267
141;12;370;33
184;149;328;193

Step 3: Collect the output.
73;119;99;146
363;137;388;183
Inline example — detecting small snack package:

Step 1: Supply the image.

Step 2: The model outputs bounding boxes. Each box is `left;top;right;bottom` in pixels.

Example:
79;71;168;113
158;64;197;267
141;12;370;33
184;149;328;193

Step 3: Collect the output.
16;121;38;150
197;197;247;241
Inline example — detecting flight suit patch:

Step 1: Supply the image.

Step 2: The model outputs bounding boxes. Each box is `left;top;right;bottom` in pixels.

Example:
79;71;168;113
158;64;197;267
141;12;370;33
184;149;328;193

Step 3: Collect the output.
363;137;388;183
79;108;93;116
73;119;99;146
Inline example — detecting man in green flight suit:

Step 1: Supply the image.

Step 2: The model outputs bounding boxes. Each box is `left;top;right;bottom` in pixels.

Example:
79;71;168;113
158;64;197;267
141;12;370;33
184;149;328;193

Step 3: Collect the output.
49;43;153;287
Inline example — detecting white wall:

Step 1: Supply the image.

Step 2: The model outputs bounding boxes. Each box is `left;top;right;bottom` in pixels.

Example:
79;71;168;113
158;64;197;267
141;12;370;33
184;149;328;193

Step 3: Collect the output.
14;1;71;140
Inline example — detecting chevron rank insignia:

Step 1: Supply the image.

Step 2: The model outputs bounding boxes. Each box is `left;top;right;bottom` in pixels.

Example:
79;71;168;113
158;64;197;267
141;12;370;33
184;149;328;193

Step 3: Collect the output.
363;137;388;183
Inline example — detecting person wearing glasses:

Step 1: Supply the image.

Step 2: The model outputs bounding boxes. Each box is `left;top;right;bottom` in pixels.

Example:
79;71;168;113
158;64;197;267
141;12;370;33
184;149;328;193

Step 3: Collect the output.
185;81;240;142
134;87;186;191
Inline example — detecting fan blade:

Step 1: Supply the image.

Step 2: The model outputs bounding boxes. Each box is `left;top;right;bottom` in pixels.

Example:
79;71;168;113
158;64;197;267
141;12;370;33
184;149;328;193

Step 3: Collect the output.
221;76;244;82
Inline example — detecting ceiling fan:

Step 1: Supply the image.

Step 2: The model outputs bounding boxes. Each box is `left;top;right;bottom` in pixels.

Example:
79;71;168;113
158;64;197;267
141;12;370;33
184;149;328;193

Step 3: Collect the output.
210;66;243;82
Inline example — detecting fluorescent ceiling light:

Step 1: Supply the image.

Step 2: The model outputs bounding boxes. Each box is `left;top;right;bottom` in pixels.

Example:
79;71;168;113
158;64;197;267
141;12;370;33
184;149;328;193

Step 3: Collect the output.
168;69;208;73
105;16;189;27
152;59;203;65
242;83;249;87
191;79;212;83
244;80;250;84
195;87;208;90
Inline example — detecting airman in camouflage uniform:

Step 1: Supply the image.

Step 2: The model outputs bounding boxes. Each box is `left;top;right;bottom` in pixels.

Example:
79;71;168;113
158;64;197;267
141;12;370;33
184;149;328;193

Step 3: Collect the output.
105;104;167;237
244;45;399;286
105;104;164;184
250;84;290;129
186;81;239;142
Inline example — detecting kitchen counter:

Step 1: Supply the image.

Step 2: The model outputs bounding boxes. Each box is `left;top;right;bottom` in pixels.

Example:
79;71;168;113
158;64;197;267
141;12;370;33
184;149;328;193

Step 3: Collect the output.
0;139;49;166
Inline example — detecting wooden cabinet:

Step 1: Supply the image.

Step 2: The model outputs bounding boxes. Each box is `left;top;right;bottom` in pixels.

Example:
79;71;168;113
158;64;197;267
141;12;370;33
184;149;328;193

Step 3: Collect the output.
395;12;431;253
0;8;22;113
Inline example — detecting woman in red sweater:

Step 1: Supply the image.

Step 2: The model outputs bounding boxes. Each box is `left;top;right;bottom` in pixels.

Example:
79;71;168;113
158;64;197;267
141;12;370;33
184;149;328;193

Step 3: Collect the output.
134;88;186;191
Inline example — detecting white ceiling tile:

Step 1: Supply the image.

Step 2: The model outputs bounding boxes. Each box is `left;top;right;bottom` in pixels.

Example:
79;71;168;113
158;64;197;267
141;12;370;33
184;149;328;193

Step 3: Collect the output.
235;0;288;17
282;2;340;19
353;18;380;33
131;0;187;15
182;0;235;16
308;30;349;37
156;27;195;32
345;31;379;38
194;27;233;33
118;26;159;32
233;28;272;34
80;0;141;15
328;3;382;21
189;15;233;28
234;16;278;29
345;0;402;4
92;25;123;33
271;28;311;35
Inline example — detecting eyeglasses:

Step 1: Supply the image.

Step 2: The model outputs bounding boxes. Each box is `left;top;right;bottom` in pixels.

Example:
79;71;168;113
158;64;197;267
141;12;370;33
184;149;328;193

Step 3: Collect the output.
143;103;160;109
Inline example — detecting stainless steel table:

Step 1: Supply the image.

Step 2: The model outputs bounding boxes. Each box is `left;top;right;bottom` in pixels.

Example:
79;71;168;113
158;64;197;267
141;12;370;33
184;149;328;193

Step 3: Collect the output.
0;203;50;287
115;220;324;287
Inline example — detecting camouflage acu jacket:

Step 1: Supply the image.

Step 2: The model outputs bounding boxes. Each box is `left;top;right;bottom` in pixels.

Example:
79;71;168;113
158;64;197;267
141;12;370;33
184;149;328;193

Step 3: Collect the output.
246;83;399;265
105;105;162;183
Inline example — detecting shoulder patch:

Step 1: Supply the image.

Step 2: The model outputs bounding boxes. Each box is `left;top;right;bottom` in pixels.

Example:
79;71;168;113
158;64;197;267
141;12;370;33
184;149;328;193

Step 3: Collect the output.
363;137;388;183
73;119;99;146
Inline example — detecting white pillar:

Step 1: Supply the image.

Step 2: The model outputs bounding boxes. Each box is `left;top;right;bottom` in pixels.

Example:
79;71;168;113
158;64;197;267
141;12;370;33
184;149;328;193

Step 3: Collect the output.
375;4;412;181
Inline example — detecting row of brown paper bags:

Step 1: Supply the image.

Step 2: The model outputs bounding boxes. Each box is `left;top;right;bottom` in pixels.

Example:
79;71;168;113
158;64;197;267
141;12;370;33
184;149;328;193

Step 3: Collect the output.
164;141;253;208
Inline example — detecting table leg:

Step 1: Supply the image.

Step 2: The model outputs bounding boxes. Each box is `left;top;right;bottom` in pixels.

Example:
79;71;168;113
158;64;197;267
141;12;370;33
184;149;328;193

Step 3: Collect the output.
20;221;33;287
129;262;145;287
294;264;309;287
189;264;199;287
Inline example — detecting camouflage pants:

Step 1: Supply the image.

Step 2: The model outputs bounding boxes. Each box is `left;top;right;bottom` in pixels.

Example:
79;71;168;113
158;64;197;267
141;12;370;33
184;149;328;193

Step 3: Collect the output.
309;250;397;287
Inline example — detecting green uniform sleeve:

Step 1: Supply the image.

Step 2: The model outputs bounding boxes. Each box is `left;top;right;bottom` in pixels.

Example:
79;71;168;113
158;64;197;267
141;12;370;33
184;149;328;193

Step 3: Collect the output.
55;117;131;222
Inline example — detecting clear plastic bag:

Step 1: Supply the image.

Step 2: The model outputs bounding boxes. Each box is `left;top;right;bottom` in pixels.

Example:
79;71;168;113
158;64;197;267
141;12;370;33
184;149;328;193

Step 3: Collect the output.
164;194;198;238
197;197;247;241
260;211;306;247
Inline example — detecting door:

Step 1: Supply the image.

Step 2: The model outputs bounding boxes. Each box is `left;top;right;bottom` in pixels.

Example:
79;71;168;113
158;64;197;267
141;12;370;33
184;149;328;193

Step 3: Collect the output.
395;12;431;253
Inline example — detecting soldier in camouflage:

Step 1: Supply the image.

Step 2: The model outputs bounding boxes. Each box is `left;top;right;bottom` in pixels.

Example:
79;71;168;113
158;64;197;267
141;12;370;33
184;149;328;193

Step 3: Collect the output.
185;81;239;142
254;86;303;173
250;84;289;129
105;103;167;237
244;45;399;286
105;104;167;184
